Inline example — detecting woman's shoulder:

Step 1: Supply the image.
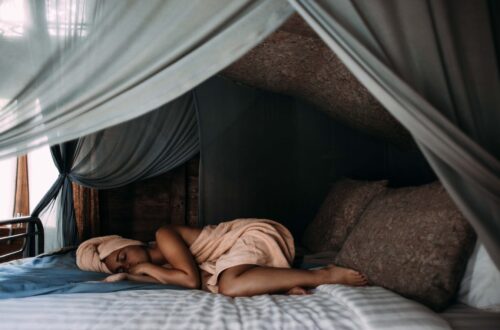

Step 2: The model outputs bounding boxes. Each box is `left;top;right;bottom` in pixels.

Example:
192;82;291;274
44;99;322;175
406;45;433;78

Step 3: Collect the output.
156;224;203;247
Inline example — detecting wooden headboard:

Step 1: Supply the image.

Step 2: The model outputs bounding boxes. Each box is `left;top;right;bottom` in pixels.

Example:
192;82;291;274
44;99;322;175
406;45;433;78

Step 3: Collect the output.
98;156;199;242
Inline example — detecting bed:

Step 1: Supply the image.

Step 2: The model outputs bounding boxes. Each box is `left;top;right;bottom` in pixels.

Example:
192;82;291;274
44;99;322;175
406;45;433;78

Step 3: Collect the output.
1;249;498;330
0;252;447;330
1;212;499;330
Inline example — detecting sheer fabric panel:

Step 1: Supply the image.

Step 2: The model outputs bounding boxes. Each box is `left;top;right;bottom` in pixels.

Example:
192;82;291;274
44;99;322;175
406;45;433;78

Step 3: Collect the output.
31;93;199;247
0;0;293;159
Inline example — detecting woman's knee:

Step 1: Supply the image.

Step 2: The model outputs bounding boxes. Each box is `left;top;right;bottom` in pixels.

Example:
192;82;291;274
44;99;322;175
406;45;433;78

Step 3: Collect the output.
218;273;239;297
218;265;255;297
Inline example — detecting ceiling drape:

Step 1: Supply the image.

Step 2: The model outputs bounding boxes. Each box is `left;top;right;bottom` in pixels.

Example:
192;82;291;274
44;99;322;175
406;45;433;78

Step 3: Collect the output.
0;0;293;159
290;0;500;269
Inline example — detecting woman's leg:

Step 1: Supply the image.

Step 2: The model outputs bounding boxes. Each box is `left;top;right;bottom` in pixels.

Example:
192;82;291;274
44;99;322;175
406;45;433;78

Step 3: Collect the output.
218;264;367;297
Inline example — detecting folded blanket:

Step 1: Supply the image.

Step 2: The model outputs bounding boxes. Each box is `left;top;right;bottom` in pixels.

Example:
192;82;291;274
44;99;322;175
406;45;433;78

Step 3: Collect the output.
189;218;295;293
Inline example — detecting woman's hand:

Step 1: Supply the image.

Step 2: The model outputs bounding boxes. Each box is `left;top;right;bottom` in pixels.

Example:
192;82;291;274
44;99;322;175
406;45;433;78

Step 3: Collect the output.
103;273;128;282
128;262;151;276
103;271;162;284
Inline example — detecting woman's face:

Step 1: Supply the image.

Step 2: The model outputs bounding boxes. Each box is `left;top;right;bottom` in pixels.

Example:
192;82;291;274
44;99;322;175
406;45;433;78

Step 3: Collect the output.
104;245;150;273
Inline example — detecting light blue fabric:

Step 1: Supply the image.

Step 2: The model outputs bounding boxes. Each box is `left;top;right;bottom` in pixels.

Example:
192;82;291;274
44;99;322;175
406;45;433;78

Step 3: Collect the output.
0;0;293;159
0;250;184;299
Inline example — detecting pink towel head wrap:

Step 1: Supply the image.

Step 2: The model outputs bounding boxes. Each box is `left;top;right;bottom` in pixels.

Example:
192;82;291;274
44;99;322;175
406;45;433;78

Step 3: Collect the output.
76;235;145;273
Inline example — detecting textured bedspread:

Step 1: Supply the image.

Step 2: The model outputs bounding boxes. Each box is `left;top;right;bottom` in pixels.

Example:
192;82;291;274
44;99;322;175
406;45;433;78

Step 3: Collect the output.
0;284;450;330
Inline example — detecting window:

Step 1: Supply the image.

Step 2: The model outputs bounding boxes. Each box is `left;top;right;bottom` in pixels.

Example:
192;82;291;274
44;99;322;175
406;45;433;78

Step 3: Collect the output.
28;146;60;252
0;146;59;257
0;0;26;38
0;156;16;220
45;0;90;37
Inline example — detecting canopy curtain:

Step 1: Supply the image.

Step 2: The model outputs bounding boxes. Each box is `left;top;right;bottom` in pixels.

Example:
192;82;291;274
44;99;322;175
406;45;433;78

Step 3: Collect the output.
31;93;199;246
0;0;293;160
290;0;500;268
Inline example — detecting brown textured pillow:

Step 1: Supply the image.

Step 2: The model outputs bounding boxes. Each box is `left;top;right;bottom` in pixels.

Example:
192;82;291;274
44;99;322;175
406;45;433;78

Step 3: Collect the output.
335;181;476;311
301;178;387;253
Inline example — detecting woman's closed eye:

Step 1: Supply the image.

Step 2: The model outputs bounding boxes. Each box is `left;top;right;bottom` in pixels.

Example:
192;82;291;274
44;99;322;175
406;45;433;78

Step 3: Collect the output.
114;251;127;273
118;252;126;262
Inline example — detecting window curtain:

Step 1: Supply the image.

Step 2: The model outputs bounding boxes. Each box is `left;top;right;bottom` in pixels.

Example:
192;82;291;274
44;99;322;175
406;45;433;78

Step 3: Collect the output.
290;0;500;268
72;183;99;243
14;155;29;216
0;0;293;160
0;156;16;219
31;93;199;247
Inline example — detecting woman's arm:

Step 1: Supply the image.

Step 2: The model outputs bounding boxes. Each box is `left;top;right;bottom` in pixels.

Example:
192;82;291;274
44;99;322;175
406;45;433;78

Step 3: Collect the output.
128;226;201;289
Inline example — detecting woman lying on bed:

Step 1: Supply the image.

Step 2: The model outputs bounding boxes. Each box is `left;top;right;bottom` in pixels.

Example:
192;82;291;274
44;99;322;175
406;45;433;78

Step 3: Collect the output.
76;219;367;297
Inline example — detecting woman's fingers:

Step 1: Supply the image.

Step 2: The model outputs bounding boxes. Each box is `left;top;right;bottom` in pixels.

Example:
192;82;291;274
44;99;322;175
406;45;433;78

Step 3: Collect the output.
128;263;149;275
103;273;128;282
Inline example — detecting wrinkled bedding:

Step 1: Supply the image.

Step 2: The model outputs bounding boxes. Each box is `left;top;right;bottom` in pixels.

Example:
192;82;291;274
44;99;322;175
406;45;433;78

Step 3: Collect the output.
0;250;457;329
0;248;323;299
0;250;182;299
0;284;450;330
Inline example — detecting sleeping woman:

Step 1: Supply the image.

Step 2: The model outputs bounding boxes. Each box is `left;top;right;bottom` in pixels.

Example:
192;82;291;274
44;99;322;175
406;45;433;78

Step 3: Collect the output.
76;218;367;296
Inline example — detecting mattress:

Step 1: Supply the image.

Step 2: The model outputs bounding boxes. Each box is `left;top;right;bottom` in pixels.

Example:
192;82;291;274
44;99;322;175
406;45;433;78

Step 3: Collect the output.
0;284;450;330
2;249;497;329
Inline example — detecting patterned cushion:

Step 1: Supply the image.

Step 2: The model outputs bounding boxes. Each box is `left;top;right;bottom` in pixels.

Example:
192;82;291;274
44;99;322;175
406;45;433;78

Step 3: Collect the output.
301;178;387;253
335;181;476;311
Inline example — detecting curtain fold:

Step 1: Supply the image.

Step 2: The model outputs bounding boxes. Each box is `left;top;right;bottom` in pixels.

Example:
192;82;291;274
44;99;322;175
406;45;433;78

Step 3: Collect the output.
2;0;291;247
0;0;293;160
31;142;77;246
290;0;500;268
32;92;199;246
70;93;199;188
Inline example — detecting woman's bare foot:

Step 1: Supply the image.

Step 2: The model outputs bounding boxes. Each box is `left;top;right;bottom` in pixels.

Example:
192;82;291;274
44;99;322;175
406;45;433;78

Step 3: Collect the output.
317;265;368;286
286;286;310;295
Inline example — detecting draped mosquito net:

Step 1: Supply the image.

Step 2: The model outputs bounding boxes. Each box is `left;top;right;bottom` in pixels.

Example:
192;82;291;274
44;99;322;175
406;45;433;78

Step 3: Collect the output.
0;0;498;269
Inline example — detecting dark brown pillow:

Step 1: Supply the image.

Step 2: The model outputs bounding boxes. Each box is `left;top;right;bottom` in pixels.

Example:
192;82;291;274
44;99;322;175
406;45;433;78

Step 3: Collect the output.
335;181;476;311
301;178;387;253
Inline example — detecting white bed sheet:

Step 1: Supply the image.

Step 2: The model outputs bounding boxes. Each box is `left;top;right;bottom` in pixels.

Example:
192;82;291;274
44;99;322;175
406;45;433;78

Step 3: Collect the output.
0;284;450;330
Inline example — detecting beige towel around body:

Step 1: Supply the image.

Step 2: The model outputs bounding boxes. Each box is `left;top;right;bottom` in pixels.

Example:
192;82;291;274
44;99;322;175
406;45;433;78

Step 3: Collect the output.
189;219;295;293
